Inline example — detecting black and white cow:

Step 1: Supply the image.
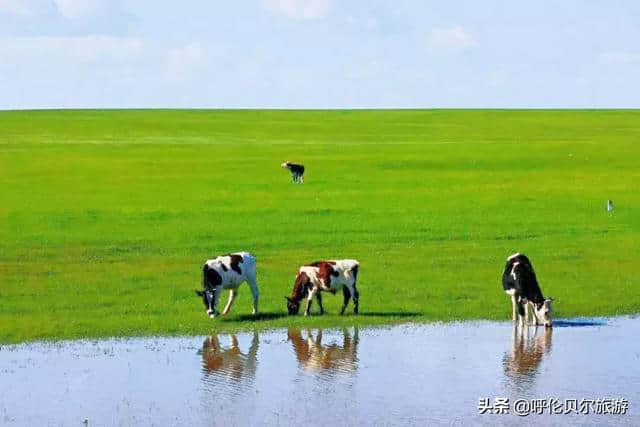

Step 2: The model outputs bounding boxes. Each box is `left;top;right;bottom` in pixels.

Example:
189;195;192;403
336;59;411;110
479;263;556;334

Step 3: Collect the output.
502;253;553;327
286;259;360;316
195;251;259;318
281;161;305;183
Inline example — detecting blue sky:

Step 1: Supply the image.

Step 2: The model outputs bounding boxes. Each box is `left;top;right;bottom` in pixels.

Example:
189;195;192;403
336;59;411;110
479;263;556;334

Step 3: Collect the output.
1;0;639;109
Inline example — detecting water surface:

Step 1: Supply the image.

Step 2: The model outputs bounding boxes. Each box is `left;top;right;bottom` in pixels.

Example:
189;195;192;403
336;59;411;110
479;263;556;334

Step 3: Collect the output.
1;317;638;426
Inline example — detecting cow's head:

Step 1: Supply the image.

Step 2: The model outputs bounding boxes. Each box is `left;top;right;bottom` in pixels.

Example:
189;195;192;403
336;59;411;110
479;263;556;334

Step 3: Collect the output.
285;297;300;315
286;271;310;315
196;289;217;318
281;161;290;169
533;298;553;327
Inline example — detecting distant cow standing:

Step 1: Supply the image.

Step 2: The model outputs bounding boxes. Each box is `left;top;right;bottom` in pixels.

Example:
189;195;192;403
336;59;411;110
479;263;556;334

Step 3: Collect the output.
195;251;259;318
502;253;553;327
281;161;305;183
607;200;614;212
286;259;360;316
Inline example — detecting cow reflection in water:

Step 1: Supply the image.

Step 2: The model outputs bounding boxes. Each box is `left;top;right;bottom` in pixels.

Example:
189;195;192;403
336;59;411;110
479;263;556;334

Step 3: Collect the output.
503;325;552;389
200;332;259;381
287;328;359;374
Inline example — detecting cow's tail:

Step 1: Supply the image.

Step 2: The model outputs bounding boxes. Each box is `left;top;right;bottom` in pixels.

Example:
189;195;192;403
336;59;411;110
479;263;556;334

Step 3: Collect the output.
350;264;359;282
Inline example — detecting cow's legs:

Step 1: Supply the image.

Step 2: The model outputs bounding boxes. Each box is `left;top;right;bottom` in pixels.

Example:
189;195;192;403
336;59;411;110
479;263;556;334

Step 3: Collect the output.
316;292;325;315
341;287;351;315
532;303;539;326
352;283;360;314
247;277;259;315
516;298;526;327
222;289;237;316
525;302;531;326
209;287;223;318
304;289;316;316
511;295;517;322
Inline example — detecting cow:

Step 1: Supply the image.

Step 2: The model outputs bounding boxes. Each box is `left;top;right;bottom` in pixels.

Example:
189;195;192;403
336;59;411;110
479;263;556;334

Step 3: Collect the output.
195;251;259;318
281;161;305;183
285;259;360;316
607;199;614;212
502;253;553;327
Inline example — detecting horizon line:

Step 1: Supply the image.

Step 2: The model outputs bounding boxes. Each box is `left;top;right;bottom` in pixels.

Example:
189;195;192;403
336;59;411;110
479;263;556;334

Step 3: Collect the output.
2;107;640;113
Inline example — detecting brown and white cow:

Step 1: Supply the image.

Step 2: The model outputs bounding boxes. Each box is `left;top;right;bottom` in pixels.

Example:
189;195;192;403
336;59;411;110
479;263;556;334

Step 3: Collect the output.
285;259;360;316
195;251;259;318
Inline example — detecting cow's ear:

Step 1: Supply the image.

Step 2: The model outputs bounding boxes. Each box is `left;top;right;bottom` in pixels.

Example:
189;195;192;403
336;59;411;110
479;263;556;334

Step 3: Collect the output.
196;290;204;297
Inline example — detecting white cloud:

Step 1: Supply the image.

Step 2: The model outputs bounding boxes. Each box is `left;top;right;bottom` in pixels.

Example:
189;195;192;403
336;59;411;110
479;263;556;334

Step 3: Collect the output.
0;0;111;19
0;0;45;16
427;26;475;53
0;36;219;89
264;0;330;20
345;15;379;31
165;42;209;82
600;51;640;65
53;0;106;19
0;35;160;108
0;35;145;68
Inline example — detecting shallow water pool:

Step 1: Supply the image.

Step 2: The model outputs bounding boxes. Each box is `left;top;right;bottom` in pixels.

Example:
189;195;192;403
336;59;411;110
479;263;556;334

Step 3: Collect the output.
1;317;638;426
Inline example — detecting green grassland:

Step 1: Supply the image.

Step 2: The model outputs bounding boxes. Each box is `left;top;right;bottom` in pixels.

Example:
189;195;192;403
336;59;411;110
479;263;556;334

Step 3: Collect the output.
1;109;639;343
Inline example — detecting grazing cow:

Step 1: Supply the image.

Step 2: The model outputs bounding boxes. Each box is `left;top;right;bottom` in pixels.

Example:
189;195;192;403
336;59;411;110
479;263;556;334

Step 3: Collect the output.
287;327;359;374
281;161;305;183
195;251;259;318
285;259;360;316
502;253;553;327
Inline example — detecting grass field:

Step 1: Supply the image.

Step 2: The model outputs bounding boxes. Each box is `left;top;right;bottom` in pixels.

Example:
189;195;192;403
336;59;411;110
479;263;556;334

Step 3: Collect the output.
1;109;639;343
